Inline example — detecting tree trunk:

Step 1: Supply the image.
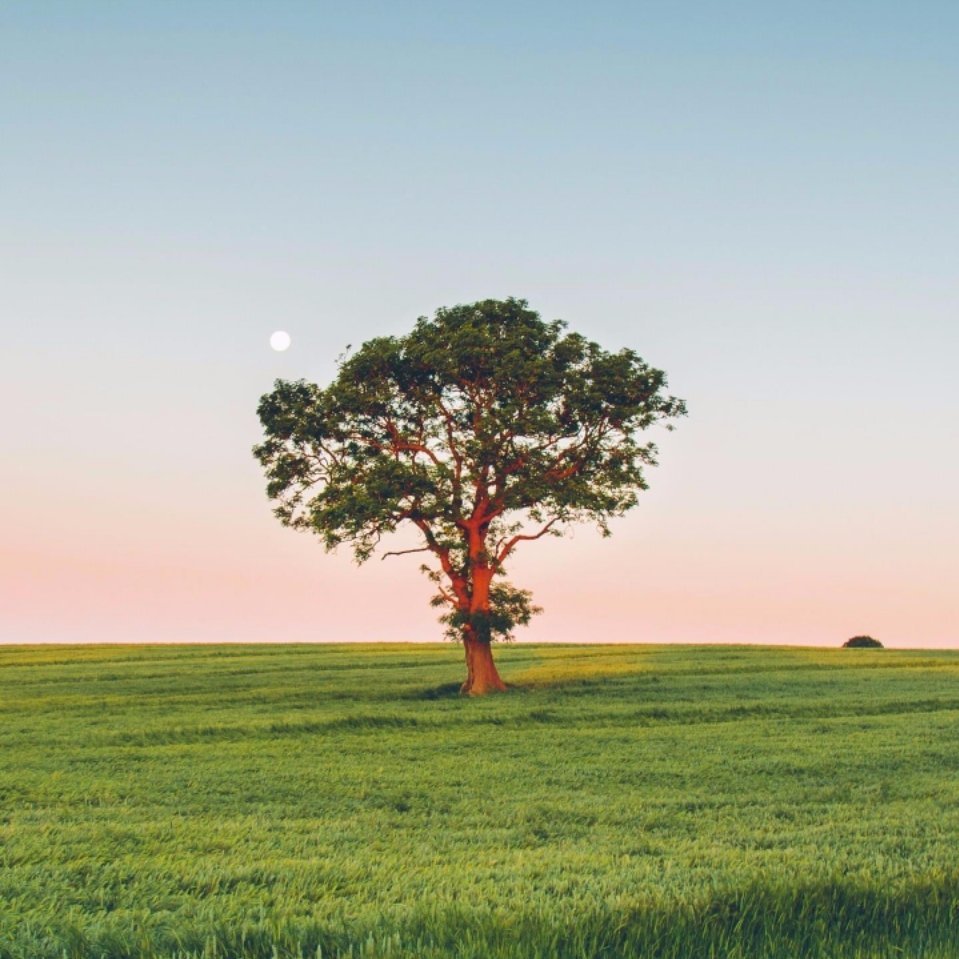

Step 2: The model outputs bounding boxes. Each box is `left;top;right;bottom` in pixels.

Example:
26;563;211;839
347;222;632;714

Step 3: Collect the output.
460;633;507;696
458;529;505;695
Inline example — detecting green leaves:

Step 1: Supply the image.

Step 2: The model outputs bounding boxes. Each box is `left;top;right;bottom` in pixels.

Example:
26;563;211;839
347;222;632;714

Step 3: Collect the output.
254;298;686;643
436;580;542;643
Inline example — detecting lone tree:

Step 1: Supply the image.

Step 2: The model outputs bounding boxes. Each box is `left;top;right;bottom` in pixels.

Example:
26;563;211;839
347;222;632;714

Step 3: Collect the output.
843;635;884;648
254;299;685;694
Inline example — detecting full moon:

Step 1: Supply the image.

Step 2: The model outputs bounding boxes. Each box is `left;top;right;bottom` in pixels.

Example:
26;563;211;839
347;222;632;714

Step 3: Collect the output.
270;330;291;352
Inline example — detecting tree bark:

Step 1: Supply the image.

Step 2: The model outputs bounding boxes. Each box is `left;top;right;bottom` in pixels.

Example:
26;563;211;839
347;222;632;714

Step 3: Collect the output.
461;633;507;695
457;523;506;694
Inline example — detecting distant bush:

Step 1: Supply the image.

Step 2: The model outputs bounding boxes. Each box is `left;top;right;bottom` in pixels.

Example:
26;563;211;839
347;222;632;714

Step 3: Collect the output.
843;635;884;648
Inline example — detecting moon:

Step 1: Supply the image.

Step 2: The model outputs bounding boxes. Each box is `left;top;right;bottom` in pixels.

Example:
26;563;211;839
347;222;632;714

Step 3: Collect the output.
270;330;291;352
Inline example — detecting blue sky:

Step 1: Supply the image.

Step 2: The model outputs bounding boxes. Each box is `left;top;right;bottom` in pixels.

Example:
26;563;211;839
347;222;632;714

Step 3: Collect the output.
2;2;957;646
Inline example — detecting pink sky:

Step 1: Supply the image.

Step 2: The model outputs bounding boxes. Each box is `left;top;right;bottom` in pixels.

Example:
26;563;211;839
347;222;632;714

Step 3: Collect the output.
4;399;956;648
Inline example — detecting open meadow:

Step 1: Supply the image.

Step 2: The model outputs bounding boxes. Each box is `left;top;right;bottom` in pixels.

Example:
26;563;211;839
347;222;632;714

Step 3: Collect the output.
1;643;958;959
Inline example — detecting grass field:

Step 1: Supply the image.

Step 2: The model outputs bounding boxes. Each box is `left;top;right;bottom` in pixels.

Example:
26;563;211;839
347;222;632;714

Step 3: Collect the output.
1;642;958;959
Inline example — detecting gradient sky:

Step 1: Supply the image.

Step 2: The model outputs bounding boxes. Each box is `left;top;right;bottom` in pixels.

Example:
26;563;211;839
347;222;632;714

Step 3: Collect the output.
2;2;957;648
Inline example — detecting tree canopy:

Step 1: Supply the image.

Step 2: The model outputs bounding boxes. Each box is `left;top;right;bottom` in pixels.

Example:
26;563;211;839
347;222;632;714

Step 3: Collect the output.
254;298;686;693
843;635;884;648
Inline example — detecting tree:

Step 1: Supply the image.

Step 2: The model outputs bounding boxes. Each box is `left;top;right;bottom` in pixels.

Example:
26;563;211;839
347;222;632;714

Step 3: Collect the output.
843;635;883;648
254;298;686;694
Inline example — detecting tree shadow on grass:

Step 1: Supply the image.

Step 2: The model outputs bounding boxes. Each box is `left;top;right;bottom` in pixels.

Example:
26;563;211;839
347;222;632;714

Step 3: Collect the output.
409;682;463;700
408;678;603;701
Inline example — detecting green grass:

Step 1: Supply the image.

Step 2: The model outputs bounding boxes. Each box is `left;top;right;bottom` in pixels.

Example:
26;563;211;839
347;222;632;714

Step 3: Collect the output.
1;642;958;958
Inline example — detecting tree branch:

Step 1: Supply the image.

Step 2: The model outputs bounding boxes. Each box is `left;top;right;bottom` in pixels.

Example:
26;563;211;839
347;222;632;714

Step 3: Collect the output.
381;546;433;561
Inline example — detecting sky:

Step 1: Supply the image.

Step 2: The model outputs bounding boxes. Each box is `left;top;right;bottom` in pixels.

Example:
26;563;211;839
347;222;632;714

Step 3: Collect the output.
2;1;957;648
